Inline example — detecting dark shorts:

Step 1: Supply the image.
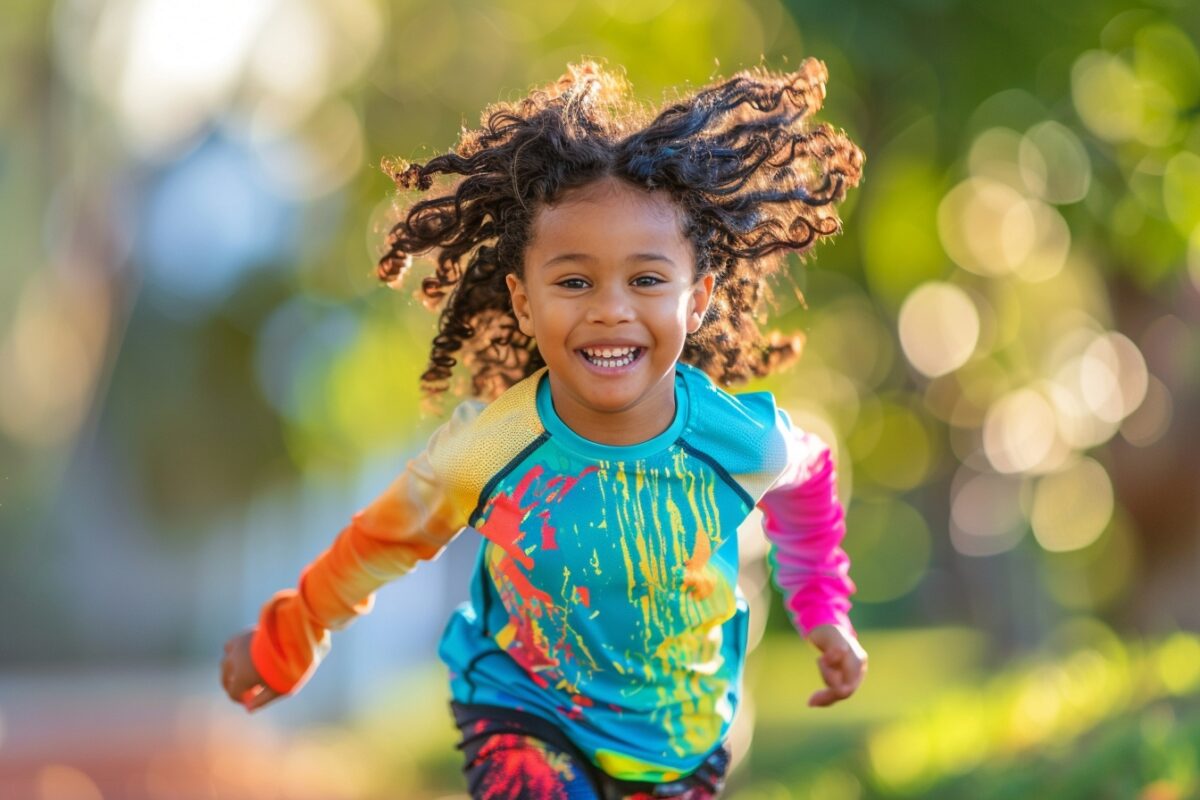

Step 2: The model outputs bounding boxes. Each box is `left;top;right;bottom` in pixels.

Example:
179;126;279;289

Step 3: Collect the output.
451;701;731;800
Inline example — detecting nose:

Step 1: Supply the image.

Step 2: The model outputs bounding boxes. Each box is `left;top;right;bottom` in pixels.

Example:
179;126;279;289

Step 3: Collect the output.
584;282;634;325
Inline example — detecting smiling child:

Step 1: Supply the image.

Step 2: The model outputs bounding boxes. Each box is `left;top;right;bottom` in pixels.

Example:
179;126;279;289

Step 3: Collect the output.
222;58;867;800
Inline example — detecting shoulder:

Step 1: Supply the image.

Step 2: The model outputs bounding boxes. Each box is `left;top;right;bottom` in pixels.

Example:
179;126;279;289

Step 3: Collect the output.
676;362;792;485
426;369;548;494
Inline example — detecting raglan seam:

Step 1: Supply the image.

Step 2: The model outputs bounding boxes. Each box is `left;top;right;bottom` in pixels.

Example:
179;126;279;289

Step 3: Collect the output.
676;438;755;509
466;431;552;528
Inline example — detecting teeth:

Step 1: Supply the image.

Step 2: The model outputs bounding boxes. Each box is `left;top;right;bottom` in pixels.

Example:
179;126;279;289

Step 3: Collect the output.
581;347;640;368
584;346;634;358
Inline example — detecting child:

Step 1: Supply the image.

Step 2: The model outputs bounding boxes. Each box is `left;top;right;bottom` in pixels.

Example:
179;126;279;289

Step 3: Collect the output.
222;58;867;799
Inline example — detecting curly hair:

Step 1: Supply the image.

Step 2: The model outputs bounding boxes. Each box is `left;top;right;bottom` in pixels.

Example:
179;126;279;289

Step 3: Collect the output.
377;58;864;399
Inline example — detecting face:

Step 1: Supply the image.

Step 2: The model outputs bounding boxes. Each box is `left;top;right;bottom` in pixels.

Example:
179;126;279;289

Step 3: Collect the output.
506;177;714;445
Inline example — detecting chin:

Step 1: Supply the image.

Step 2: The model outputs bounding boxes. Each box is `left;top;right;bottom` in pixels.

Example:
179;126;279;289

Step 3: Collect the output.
579;393;641;414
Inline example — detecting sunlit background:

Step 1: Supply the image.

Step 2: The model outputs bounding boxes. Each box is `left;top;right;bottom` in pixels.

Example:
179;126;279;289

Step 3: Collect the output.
2;0;1199;798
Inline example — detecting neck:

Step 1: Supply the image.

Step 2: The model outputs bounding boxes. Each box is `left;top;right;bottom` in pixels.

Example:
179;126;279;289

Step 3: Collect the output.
546;369;677;447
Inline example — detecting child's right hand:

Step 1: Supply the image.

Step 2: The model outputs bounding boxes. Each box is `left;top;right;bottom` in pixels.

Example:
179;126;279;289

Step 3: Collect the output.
221;629;284;712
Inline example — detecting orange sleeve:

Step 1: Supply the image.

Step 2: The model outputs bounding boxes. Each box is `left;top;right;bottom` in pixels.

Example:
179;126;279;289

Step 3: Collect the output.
249;402;482;695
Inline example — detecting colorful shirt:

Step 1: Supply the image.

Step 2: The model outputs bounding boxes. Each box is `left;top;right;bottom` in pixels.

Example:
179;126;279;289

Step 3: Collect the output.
250;362;857;781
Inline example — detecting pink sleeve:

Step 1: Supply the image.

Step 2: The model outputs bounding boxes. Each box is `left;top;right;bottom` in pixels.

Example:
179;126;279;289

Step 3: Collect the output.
756;427;858;640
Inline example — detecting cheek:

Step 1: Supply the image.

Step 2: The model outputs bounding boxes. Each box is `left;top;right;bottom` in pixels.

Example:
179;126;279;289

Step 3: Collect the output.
672;293;695;323
645;295;692;342
525;298;572;338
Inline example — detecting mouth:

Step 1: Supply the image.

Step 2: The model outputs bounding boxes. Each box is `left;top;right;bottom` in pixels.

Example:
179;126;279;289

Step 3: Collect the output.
577;345;645;370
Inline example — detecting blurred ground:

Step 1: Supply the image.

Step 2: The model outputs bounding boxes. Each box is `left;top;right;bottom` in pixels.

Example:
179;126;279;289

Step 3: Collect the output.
3;625;1197;799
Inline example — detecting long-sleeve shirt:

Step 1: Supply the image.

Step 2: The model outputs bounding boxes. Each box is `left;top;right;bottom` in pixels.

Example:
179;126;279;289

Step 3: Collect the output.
249;361;857;781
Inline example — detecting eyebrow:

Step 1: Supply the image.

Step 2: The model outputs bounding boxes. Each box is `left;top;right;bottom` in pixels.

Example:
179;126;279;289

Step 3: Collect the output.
540;252;676;269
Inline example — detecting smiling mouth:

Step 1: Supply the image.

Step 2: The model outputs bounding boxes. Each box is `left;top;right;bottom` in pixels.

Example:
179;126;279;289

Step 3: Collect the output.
578;346;644;369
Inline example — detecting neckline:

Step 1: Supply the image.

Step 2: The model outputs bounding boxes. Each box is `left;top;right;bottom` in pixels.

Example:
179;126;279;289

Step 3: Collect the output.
534;366;691;460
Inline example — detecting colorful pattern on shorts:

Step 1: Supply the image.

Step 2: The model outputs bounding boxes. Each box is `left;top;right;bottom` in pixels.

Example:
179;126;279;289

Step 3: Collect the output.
465;733;597;800
454;702;729;800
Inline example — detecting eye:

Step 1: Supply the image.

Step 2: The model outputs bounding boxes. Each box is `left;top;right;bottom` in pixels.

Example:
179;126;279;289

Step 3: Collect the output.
631;275;665;287
557;277;590;289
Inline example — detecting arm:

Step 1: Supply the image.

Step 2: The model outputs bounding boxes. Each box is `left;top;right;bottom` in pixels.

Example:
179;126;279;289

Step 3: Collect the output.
245;402;481;697
756;426;858;642
757;425;866;706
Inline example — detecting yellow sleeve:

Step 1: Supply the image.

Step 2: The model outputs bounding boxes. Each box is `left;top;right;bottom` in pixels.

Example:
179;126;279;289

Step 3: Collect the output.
249;400;484;694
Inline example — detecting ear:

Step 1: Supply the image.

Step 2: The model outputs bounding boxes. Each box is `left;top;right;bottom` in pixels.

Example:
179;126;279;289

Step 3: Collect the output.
686;273;715;334
506;273;535;338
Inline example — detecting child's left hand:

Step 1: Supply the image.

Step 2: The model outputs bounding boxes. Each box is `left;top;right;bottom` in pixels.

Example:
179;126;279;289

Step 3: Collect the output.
805;623;867;707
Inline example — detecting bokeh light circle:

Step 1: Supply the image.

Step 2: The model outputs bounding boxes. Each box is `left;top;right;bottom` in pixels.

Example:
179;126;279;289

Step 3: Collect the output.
1030;457;1114;552
1079;332;1149;424
898;282;980;378
938;176;1070;281
939;178;1034;277
982;387;1057;474
1163;151;1200;236
850;399;936;491
949;468;1026;556
1020;121;1091;205
1071;50;1144;143
1118;372;1172;447
968;127;1027;191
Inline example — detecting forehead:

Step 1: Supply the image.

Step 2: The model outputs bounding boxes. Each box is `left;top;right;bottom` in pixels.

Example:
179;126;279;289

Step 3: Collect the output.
528;178;687;253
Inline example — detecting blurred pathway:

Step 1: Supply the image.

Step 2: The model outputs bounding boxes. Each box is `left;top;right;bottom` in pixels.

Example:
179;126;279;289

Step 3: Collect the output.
0;666;367;800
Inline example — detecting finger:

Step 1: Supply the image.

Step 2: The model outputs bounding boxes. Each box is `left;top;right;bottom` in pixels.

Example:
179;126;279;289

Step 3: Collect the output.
810;678;853;705
808;687;840;707
820;652;849;676
818;660;856;697
822;646;848;665
817;657;849;691
816;659;838;689
225;668;259;701
835;662;866;695
249;689;281;712
818;648;841;667
242;685;282;712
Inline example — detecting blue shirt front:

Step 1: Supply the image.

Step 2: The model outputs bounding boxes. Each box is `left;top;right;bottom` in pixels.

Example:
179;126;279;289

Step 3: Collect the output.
438;363;788;780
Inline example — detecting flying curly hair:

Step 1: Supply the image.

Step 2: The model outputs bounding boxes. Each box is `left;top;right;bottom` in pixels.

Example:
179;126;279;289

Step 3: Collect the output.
377;57;864;400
